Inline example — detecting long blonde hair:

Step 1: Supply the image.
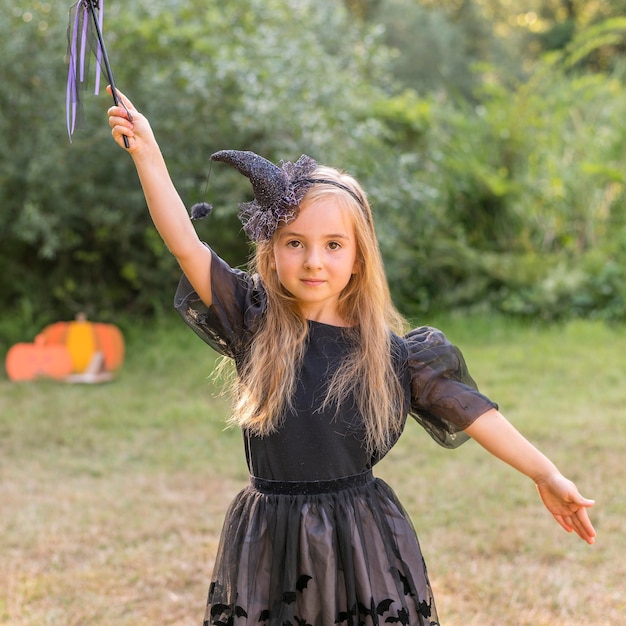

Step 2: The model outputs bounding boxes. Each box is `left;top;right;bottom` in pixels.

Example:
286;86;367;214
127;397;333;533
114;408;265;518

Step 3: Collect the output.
228;165;408;454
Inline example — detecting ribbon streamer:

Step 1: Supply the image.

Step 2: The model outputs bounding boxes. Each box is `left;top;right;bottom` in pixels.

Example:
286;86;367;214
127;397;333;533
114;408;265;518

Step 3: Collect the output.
66;0;129;147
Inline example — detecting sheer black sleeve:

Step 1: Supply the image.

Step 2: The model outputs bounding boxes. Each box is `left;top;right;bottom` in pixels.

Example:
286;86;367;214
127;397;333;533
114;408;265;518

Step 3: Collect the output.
173;246;266;361
405;326;498;449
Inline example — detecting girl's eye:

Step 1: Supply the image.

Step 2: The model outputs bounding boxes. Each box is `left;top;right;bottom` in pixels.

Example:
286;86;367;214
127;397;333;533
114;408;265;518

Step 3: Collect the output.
328;241;341;250
286;240;301;248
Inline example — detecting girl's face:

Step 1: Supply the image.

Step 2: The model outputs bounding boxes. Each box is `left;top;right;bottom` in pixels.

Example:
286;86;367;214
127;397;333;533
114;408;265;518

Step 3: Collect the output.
271;197;358;325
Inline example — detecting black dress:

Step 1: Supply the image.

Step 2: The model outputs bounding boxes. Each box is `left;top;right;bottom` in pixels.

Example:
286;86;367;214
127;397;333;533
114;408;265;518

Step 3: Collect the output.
175;250;497;626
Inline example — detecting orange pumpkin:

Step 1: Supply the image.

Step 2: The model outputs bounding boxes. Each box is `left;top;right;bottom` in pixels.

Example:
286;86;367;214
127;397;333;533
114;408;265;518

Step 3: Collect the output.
39;315;125;373
5;335;74;381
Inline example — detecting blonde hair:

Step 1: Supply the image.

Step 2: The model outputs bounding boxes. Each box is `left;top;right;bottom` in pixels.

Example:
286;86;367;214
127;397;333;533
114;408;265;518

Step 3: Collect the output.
228;165;408;454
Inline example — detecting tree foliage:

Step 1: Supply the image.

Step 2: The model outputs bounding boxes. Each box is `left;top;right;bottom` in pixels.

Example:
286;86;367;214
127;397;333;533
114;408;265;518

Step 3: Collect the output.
2;0;626;348
0;0;390;335
374;18;626;319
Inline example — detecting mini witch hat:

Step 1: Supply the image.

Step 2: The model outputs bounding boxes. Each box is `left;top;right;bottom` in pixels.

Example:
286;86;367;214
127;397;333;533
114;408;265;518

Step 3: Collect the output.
190;150;318;242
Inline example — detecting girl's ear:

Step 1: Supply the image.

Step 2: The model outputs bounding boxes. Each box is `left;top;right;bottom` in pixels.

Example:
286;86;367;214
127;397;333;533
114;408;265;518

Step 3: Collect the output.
270;256;277;270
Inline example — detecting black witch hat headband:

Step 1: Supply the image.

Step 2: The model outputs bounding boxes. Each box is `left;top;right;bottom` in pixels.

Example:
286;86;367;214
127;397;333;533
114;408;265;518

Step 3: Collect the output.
190;150;365;242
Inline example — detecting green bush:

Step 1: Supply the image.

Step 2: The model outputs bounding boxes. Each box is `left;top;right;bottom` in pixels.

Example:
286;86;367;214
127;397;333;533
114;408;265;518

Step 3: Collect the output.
2;3;626;352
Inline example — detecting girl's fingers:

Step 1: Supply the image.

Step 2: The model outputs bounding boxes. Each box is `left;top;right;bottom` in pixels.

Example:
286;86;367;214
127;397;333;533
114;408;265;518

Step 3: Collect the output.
573;508;596;544
107;111;134;142
107;110;127;123
111;126;134;149
555;509;596;544
106;85;135;111
553;514;574;535
568;495;596;543
107;112;133;135
112;124;133;139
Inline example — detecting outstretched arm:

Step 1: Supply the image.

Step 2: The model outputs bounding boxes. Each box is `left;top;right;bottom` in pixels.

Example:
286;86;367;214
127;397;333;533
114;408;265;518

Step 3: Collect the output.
464;408;596;544
107;87;213;307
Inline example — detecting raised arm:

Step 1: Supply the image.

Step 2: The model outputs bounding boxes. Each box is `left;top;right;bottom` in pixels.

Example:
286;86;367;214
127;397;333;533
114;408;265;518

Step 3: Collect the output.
107;87;213;307
464;408;596;544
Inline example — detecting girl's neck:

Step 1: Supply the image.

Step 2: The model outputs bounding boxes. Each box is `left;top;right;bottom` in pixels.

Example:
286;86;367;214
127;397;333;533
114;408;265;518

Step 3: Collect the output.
300;307;353;328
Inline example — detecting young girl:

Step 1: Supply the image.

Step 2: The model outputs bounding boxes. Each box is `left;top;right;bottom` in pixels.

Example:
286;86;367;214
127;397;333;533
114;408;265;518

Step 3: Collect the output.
107;89;596;626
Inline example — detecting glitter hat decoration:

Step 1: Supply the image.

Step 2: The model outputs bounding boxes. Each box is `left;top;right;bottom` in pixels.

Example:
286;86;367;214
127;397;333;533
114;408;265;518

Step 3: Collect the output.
190;150;318;242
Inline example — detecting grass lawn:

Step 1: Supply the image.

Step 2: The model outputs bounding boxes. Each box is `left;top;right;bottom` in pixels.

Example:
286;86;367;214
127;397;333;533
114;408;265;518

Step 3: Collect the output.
1;313;624;625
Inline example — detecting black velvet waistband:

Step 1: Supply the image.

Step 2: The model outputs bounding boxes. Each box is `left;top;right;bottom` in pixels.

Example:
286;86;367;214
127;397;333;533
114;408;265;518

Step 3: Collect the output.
250;470;374;495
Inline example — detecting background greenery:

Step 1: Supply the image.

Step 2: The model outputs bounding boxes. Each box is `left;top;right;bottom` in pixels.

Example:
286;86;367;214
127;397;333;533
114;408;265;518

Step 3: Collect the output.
2;0;626;345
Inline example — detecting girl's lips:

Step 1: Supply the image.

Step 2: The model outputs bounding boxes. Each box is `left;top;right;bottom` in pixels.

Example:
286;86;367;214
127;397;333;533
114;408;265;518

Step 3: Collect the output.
301;279;324;286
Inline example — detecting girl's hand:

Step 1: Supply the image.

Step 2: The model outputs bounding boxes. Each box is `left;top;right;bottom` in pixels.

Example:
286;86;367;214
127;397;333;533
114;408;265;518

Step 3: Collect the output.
106;86;154;153
465;410;596;545
535;473;596;544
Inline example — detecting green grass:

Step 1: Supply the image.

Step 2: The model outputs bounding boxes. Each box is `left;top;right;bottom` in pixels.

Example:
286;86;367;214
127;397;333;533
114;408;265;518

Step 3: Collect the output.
1;313;624;625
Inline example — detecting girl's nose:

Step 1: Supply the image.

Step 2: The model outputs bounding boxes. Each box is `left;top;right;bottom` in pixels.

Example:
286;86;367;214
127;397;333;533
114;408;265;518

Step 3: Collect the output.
304;247;323;269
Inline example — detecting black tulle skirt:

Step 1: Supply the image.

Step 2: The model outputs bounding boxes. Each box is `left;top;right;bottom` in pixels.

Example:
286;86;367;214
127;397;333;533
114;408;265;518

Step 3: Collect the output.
203;471;440;626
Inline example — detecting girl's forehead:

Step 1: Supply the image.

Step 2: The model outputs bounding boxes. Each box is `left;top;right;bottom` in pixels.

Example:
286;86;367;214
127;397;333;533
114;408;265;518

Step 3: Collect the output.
300;195;352;218
287;198;354;232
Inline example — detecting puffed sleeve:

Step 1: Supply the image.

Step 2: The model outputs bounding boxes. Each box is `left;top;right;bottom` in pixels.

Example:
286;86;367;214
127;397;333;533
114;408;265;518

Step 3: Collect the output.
405;326;498;449
173;246;266;362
